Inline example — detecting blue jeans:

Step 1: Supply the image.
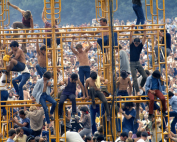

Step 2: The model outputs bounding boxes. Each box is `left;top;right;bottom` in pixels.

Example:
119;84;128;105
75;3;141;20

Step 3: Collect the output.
12;73;30;100
40;93;57;124
79;66;90;87
12;61;25;72
97;33;118;53
59;94;76;116
1;90;9;115
90;105;100;134
170;111;177;134
43;38;60;48
36;64;47;78
133;4;145;29
79;66;90;96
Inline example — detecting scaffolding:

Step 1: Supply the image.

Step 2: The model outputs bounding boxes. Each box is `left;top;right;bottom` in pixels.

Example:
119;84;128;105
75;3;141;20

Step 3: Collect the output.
0;0;170;142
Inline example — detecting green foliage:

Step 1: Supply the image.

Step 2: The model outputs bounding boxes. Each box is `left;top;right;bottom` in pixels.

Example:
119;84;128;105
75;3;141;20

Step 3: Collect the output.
3;0;177;27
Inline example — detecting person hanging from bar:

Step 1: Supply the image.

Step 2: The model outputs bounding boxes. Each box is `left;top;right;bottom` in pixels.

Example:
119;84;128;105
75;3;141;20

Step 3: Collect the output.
97;18;118;53
31;71;56;128
12;65;30;100
2;41;26;82
132;0;145;34
70;35;93;97
42;7;60;48
35;35;47;78
7;2;33;53
85;71;110;121
58;73;86;119
145;70;167;121
129;24;147;96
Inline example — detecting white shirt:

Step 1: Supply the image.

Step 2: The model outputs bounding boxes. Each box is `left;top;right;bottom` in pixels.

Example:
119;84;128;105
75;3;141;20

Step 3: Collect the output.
137;139;145;142
58;70;66;90
21;66;30;74
0;73;7;90
115;137;124;142
60;131;84;142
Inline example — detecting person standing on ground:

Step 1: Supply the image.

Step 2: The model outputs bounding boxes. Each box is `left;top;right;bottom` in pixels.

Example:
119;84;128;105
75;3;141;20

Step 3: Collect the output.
7;2;33;53
71;36;93;96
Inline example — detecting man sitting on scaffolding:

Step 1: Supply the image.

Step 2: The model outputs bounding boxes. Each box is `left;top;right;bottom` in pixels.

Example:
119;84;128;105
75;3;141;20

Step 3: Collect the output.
3;41;26;83
7;2;34;54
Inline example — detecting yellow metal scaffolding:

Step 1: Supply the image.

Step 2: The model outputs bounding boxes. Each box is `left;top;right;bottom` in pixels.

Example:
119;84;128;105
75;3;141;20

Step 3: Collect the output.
0;0;171;142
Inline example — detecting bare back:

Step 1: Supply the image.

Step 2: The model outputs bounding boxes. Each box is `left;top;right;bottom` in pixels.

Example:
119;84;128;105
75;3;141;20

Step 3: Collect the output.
76;50;89;66
117;77;130;91
37;52;46;68
13;48;26;64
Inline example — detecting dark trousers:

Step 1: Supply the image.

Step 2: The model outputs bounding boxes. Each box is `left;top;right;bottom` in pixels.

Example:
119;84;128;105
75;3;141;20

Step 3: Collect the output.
170;111;177;134
97;33;118;53
90;105;100;134
132;4;145;29
148;90;166;114
0;90;9;115
130;61;147;92
79;66;90;97
58;94;76;116
12;73;30;100
22;127;41;137
89;87;110;116
43;38;60;48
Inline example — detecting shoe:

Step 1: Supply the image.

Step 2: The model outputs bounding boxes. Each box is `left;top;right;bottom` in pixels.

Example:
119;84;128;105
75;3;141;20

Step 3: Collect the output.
148;114;153;121
2;79;10;83
50;116;55;121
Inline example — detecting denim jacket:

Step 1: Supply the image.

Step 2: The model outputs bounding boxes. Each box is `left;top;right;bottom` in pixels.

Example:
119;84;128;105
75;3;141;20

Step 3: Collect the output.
145;75;162;95
32;78;51;103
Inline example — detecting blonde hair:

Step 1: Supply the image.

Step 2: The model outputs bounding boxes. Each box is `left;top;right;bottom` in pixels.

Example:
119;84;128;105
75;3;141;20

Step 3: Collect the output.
29;106;37;111
126;138;133;142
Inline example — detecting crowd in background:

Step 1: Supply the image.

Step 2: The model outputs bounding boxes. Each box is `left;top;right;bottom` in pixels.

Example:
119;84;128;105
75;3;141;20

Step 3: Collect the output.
1;17;177;142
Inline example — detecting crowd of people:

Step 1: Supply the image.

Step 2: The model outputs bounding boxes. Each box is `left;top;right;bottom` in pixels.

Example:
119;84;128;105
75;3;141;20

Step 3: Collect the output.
0;0;177;142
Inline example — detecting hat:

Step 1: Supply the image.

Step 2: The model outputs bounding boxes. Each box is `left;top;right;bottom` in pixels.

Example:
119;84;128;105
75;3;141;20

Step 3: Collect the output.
152;70;161;79
121;70;128;79
101;86;109;96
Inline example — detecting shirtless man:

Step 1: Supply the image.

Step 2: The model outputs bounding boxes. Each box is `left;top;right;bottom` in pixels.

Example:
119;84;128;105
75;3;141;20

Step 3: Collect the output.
5;41;26;81
85;71;110;121
36;35;47;78
71;36;92;95
117;70;132;98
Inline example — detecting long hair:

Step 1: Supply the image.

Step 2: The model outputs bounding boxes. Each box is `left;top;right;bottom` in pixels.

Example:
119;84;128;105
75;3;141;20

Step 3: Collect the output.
24;10;31;20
